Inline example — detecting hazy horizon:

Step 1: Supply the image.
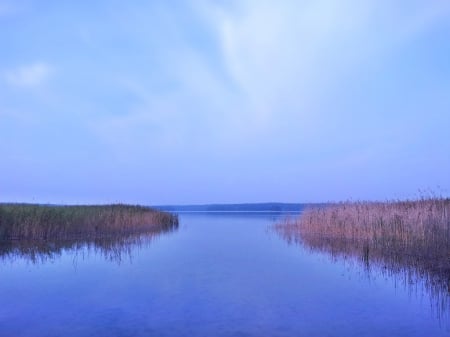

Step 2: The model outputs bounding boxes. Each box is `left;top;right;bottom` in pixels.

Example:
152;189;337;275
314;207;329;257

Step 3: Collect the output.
1;1;449;204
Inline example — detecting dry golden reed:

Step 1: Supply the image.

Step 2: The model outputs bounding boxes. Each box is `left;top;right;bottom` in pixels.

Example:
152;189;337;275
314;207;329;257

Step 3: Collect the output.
276;198;450;293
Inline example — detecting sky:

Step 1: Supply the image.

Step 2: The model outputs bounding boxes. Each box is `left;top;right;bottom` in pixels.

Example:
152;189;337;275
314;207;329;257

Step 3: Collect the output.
1;0;449;205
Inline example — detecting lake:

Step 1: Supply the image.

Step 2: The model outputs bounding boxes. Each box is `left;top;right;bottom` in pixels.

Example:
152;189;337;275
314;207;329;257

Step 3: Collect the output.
1;213;448;336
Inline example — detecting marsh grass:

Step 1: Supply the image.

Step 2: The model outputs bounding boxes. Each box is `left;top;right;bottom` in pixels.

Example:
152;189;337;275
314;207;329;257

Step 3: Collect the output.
0;203;178;241
275;198;450;319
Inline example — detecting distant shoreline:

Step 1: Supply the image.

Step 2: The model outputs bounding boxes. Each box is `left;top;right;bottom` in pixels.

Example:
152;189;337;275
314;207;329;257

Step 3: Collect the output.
162;210;303;213
154;203;326;213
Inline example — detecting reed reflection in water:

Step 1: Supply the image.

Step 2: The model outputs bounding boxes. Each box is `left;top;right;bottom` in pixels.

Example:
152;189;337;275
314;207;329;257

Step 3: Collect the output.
275;210;450;323
0;225;179;265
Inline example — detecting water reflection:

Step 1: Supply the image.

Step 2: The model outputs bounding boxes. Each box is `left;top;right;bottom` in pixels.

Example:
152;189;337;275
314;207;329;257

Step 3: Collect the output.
1;213;448;336
275;221;450;323
0;225;178;264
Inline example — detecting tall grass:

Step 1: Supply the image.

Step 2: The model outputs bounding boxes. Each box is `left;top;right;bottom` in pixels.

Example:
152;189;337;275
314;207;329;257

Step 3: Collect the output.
275;198;450;317
0;203;178;241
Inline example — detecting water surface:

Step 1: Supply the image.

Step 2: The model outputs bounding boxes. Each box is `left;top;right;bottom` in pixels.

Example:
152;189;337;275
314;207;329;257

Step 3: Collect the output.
1;213;448;336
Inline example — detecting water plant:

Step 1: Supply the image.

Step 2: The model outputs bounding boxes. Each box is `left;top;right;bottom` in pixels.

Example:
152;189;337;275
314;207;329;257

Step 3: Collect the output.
0;203;178;241
275;197;450;318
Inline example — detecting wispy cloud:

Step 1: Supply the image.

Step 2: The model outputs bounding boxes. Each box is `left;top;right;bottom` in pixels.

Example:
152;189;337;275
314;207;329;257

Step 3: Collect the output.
4;62;53;88
91;0;450;158
205;0;450;104
1;1;449;203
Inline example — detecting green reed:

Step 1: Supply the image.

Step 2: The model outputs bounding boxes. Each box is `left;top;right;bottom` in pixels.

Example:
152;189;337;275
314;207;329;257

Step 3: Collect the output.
0;203;178;241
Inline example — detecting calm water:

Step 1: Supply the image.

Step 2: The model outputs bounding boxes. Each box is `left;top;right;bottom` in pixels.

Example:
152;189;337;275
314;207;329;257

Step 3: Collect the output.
1;213;448;337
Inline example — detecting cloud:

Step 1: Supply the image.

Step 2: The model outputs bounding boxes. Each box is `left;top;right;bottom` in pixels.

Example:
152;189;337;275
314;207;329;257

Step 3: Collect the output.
201;1;450;92
91;0;450;160
5;62;53;88
2;1;449;202
189;0;450;139
218;1;447;89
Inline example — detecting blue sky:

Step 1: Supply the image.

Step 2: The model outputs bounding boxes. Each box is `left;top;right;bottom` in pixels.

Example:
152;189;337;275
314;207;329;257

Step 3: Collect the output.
1;0;449;204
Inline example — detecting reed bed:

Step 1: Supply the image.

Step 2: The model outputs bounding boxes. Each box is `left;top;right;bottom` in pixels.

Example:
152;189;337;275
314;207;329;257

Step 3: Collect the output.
0;203;178;241
275;198;450;315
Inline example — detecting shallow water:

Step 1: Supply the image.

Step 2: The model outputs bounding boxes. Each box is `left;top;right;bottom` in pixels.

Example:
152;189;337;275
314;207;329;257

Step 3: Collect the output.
0;213;448;337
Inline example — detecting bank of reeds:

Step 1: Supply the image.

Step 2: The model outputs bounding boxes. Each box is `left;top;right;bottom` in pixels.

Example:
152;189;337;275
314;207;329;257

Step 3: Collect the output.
276;198;450;299
0;203;178;241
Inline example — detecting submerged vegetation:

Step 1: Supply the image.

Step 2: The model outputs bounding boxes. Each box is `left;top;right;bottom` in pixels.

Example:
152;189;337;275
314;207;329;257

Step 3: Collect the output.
0;203;178;241
275;198;450;317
